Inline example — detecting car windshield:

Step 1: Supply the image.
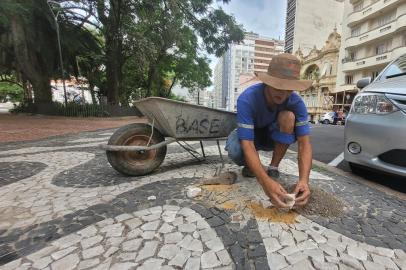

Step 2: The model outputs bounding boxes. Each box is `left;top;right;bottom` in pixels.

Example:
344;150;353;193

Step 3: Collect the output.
381;54;406;79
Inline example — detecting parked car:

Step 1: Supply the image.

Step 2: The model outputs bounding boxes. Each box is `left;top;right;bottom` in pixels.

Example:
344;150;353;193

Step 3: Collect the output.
320;111;345;125
344;53;406;177
320;112;335;124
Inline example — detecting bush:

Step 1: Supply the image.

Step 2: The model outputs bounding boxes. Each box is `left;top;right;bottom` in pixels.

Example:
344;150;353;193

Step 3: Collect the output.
0;82;24;102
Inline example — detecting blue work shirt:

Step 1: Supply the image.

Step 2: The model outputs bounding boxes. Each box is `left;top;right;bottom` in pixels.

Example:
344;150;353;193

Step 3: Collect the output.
237;83;310;142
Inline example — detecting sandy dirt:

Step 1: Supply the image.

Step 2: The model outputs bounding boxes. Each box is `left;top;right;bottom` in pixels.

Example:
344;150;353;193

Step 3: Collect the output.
0;114;147;143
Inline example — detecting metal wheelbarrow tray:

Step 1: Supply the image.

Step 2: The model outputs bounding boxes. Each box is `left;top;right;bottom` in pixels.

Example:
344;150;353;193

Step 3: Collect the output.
102;97;237;176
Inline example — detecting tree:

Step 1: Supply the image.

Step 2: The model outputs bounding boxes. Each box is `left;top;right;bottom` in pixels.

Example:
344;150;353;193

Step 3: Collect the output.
86;0;244;104
0;0;103;104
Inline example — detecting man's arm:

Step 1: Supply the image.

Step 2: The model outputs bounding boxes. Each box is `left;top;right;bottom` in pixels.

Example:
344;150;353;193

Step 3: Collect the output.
241;140;289;208
294;135;312;206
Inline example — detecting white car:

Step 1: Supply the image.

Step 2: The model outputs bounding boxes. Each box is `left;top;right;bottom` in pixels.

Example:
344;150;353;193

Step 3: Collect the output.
320;112;335;124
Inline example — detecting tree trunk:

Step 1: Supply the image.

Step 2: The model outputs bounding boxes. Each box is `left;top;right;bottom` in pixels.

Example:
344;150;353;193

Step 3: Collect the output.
103;0;124;105
10;12;52;104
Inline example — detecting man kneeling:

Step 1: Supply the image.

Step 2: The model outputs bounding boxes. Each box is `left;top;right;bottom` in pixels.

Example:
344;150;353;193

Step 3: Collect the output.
225;53;313;209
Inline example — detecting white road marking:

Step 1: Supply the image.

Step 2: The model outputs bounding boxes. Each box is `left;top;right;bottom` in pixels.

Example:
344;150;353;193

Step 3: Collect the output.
328;152;344;166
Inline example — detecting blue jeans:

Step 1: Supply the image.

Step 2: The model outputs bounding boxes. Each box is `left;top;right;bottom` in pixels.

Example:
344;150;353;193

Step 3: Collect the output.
225;129;275;166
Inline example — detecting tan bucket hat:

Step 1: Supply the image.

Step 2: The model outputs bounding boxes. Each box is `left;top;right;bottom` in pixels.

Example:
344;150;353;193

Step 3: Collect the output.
255;53;312;91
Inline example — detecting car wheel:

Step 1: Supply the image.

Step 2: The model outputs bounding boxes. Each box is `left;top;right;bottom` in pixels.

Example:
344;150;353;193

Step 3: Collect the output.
323;119;330;124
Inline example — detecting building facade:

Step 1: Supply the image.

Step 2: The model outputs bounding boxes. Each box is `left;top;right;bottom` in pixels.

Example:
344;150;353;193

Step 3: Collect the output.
285;0;345;55
296;29;342;122
336;0;406;105
213;32;284;111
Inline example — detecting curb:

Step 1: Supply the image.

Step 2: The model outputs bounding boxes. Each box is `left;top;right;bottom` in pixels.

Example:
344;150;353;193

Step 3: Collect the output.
287;149;406;201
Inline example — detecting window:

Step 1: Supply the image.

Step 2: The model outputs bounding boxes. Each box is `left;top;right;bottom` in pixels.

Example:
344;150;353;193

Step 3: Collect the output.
349;50;357;61
371;71;379;81
375;43;387;55
351;26;361;37
377;11;396;27
345;75;354;85
353;1;364;12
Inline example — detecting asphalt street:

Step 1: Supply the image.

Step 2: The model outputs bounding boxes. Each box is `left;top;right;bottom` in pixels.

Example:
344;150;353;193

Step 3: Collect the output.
290;124;406;193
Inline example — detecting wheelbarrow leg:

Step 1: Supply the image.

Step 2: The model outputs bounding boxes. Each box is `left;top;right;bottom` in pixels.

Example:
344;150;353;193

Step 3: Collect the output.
215;139;225;176
200;141;206;159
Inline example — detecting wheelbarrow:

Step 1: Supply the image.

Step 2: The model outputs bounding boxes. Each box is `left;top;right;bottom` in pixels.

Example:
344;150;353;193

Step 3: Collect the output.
101;97;237;176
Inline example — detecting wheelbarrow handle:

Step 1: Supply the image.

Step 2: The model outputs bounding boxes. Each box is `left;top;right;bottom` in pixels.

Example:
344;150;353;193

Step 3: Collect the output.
100;138;176;151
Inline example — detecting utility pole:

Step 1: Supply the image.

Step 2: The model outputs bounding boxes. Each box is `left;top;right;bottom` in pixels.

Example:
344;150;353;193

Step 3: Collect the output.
47;0;68;106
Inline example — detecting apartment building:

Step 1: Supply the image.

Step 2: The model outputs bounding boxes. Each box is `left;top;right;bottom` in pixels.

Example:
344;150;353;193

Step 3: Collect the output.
213;32;284;111
285;0;345;54
336;0;406;108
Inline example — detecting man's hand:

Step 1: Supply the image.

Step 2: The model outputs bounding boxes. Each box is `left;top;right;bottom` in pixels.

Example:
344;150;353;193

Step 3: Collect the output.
261;178;290;208
293;181;311;206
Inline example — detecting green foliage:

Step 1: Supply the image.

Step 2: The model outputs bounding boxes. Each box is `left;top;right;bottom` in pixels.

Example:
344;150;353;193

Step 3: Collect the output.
1;0;244;108
0;82;23;102
168;93;186;102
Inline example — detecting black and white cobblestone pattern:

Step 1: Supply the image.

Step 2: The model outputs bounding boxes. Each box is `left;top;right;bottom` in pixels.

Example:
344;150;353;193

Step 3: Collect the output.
0;130;405;270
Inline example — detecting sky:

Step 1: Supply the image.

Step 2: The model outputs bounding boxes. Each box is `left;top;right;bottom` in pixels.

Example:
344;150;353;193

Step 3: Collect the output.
207;0;287;87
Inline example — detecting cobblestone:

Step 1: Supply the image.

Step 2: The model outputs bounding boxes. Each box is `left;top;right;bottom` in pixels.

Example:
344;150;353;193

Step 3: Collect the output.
0;131;405;270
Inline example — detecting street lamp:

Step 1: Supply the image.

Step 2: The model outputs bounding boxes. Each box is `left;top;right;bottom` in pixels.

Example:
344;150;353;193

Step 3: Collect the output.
47;0;68;106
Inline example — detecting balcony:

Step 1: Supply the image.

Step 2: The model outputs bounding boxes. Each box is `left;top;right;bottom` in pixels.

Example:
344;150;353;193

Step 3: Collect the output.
345;14;406;48
342;46;406;71
347;0;403;27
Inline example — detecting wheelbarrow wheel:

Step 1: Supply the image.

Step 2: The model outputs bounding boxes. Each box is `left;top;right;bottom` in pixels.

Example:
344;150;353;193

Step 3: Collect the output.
106;123;167;176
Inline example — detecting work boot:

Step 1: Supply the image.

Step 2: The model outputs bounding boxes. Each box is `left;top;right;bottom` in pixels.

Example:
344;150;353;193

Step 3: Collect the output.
242;165;279;178
267;166;280;179
242;166;255;178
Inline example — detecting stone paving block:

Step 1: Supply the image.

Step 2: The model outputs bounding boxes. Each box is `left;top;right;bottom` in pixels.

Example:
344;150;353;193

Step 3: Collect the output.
216;249;232;266
121;238;143;252
77;225;98;238
285;251;307;265
168;248;191;267
371;253;399;269
184;257;201;270
303;249;324;263
165;231;184;244
138;258;164;270
27;246;57;261
115;213;133;222
394;249;406;260
109;262;138;270
178;223;197;233
32;256;52;269
200;228;217;242
103;246;119;258
206;237;225;252
306;230;327;244
291;229;308;243
348;245;368;261
338;252;365;270
362;260;386;270
81;235;103;250
201;251;222;268
141;230;156;240
372;246;395;258
51;253;80;270
263;237;282;253
135;241;159;262
141;220;160;231
82;245;104;259
283;258;315;270
278;245;300;257
158;244;180;260
268;253;288;270
78;258;100;269
51;246;78;261
312;259;339;270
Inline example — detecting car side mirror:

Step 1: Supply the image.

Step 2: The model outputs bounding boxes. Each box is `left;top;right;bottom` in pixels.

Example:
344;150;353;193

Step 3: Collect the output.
356;77;371;89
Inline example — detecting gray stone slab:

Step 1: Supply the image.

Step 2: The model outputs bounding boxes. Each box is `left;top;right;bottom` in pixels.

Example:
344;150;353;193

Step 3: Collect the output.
201;251;221;268
135;241;159;262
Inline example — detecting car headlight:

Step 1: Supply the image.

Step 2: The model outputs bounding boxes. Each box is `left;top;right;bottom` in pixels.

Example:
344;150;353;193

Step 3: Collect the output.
351;93;399;115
